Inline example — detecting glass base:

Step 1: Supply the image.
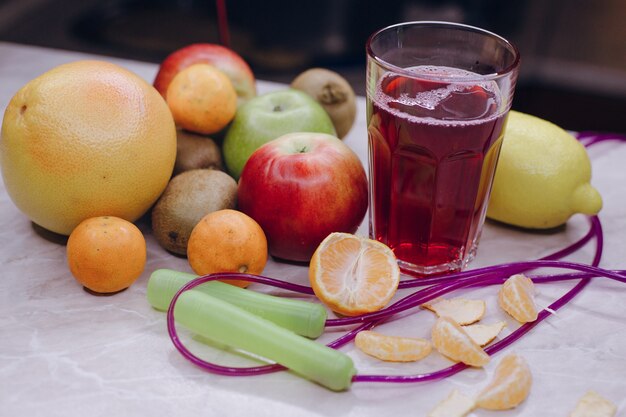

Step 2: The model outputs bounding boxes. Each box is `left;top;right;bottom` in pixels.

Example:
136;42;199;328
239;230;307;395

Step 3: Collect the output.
397;241;478;278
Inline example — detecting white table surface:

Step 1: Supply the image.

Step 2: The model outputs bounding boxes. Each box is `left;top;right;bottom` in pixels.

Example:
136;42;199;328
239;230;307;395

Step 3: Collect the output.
0;42;624;416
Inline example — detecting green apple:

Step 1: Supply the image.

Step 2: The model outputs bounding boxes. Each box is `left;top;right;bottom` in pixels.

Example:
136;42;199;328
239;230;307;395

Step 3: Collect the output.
223;89;336;179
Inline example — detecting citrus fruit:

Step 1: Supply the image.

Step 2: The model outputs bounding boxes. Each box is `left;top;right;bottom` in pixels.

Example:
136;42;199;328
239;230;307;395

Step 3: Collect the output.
422;298;486;325
428;389;476;417
187;209;268;288
0;60;176;236
476;353;532;410
309;232;400;316
355;330;432;362
66;216;146;294
166;63;237;135
569;390;617;417
487;110;602;229
431;316;490;367
498;274;538;323
151;169;237;255
462;321;507;347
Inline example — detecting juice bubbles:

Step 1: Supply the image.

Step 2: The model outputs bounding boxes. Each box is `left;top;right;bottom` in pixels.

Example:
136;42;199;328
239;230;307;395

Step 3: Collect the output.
368;66;507;275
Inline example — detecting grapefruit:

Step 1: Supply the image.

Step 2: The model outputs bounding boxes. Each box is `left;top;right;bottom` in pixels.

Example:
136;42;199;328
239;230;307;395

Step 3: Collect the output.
0;60;176;235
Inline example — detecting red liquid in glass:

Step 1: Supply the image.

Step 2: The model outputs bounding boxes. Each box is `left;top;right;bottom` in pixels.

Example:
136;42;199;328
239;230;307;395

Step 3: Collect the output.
368;66;507;275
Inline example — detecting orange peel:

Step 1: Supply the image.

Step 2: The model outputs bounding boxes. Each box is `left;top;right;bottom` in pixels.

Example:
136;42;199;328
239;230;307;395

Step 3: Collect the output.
422;297;486;325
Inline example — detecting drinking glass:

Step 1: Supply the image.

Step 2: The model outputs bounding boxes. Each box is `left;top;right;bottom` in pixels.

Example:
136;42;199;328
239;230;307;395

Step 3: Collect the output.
366;21;520;276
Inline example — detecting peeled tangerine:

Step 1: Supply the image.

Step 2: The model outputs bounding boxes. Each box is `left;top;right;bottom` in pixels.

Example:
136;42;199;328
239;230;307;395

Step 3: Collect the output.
476;353;532;410
429;354;532;416
499;274;538;323
431;317;490;367
487;111;602;229
355;330;431;362
309;233;400;316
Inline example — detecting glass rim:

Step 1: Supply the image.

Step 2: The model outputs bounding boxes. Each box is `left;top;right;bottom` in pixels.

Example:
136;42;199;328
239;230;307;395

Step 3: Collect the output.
366;20;521;83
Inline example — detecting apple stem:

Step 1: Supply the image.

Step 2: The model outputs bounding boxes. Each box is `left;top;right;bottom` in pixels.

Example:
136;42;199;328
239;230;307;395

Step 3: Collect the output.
273;105;283;112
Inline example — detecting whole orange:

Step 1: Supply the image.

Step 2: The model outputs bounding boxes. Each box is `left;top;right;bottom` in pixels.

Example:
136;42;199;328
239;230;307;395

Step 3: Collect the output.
166;63;237;135
0;60;177;235
187;209;268;288
67;216;147;294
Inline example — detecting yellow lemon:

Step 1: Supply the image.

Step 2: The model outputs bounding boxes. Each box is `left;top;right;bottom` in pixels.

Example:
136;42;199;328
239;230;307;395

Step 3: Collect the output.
487;111;602;229
0;60;177;235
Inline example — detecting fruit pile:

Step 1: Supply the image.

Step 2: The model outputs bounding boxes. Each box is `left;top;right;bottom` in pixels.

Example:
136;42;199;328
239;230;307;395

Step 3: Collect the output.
150;44;367;269
0;43;365;293
0;42;616;413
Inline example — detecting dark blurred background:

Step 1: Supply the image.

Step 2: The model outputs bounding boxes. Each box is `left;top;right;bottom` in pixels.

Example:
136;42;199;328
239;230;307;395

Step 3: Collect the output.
1;0;625;133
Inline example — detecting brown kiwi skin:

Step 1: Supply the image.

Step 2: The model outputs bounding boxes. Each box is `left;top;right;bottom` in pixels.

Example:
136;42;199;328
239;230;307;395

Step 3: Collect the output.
151;169;237;255
291;68;357;139
174;129;223;176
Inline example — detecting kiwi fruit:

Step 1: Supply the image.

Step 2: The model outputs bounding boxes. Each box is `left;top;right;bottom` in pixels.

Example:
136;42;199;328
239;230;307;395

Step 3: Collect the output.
174;129;223;176
291;68;357;139
151;169;237;255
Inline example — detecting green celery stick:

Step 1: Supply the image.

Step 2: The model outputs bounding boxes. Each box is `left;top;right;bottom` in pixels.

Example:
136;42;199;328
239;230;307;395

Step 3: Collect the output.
147;269;327;339
174;290;356;391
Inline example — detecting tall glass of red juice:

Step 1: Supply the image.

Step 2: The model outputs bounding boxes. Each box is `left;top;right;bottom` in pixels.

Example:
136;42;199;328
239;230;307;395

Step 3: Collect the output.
366;22;520;276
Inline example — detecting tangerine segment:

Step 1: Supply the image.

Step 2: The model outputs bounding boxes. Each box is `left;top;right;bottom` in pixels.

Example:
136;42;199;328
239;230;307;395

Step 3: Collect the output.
309;233;400;316
355;330;432;362
422;297;486;325
498;274;538;323
476;353;532;410
431;317;490;367
569;391;617;417
462;321;507;347
428;389;476;417
187;209;268;288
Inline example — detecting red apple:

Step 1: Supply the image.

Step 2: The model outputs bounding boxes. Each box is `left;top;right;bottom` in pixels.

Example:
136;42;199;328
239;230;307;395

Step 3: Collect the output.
238;132;368;262
153;43;256;105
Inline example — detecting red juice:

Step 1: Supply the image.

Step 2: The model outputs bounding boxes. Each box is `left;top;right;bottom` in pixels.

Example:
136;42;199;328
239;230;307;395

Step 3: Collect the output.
367;66;507;275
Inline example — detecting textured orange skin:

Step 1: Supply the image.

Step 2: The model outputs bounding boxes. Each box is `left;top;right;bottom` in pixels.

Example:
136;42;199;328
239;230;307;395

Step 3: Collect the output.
67;216;146;294
0;60;177;235
166;63;237;135
153;43;256;106
187;209;268;288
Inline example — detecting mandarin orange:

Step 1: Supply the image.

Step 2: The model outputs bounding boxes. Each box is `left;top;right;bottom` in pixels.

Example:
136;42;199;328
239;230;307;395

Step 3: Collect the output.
67;216;146;294
187;209;268;288
309;233;400;316
166;63;237;135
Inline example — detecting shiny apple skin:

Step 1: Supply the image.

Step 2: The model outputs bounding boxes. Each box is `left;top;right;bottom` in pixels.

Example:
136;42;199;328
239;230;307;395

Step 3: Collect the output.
238;132;368;262
153;43;256;106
